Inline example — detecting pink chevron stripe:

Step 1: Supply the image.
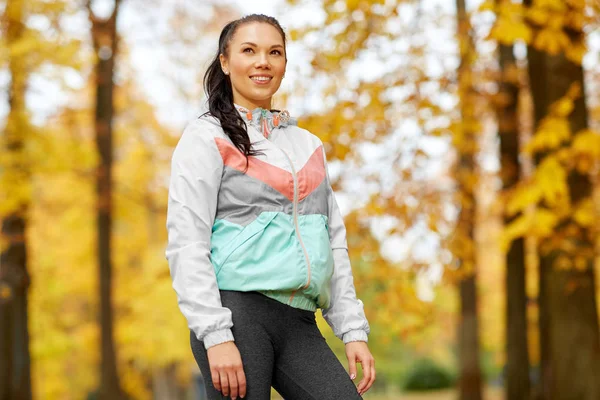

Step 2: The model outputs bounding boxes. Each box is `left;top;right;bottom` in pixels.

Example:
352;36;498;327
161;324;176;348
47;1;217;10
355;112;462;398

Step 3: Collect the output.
297;146;326;201
214;137;325;202
214;138;294;201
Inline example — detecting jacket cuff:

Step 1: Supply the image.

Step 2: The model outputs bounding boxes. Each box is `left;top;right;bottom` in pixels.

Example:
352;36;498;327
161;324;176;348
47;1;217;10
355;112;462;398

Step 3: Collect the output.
203;329;235;350
343;330;368;344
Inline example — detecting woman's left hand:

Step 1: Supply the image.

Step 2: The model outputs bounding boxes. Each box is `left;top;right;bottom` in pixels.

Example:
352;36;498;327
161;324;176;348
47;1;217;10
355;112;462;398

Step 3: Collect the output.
345;341;376;396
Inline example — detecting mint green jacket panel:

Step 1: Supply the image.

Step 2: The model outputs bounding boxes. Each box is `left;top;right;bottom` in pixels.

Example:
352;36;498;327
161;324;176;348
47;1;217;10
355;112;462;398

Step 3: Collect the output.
211;212;334;307
212;212;308;292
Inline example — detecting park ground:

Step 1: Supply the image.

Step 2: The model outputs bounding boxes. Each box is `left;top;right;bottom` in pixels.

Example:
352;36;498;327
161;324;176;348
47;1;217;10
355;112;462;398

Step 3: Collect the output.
271;386;504;399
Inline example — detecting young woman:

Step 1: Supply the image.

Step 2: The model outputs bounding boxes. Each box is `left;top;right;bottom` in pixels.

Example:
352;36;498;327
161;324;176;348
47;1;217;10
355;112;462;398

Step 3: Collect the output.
166;14;375;400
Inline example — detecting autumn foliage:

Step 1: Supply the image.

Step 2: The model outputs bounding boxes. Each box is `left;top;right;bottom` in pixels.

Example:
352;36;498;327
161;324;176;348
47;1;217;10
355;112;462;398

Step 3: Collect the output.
1;0;599;399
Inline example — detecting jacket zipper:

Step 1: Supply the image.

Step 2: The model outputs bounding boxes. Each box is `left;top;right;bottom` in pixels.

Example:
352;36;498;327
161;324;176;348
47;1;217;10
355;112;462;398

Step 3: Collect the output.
278;148;312;300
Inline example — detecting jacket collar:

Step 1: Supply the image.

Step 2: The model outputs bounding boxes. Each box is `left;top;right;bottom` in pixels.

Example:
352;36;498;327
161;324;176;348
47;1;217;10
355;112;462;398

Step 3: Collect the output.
235;104;297;139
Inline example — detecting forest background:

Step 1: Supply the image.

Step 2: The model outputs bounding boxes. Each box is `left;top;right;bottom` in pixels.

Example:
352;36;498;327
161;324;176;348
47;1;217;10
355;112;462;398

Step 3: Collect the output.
1;0;600;399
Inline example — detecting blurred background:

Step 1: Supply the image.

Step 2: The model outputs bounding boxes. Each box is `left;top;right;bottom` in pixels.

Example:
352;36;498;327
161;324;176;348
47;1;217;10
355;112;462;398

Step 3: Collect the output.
1;0;600;399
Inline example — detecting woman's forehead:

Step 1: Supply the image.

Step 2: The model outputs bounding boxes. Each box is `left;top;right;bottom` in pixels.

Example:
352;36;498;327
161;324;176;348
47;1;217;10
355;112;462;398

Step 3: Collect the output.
231;22;284;47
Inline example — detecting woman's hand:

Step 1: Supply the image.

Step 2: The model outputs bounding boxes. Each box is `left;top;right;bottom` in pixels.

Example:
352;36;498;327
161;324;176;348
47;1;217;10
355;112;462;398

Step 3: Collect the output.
345;341;376;396
206;341;246;399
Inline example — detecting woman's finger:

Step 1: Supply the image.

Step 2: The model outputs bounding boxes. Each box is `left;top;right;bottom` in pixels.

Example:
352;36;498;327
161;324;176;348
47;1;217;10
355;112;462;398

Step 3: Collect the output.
363;359;376;394
357;359;370;394
211;368;221;392
237;367;247;398
228;367;239;400
220;371;230;397
370;363;377;389
347;355;358;381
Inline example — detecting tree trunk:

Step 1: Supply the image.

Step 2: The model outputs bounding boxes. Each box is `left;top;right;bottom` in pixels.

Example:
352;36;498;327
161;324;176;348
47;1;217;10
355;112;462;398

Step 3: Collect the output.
496;39;531;400
88;1;126;399
0;1;32;399
458;274;483;400
455;1;483;399
524;2;600;399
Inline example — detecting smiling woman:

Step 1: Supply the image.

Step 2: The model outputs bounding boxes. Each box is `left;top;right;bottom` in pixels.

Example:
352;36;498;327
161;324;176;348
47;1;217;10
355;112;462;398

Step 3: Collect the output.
165;14;375;400
219;23;286;111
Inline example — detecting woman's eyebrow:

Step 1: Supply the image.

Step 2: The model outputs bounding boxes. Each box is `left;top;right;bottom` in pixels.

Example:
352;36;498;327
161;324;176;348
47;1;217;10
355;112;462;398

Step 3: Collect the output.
240;42;284;49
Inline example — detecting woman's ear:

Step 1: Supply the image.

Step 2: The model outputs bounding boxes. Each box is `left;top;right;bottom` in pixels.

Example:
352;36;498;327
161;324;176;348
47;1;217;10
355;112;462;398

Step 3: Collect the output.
219;54;229;75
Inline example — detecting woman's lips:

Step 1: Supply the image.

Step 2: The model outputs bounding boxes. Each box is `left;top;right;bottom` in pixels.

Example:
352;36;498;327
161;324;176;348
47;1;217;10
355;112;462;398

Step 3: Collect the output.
250;76;273;85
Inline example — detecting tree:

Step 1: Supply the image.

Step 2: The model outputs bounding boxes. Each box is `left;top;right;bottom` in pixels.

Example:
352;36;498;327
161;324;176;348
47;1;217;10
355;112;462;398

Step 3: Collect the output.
453;1;483;399
526;3;600;400
86;1;126;398
500;1;600;399
0;1;32;398
493;2;530;398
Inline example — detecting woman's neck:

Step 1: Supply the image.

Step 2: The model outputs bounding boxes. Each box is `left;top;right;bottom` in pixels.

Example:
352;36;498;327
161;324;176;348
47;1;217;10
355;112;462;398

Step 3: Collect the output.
233;98;272;111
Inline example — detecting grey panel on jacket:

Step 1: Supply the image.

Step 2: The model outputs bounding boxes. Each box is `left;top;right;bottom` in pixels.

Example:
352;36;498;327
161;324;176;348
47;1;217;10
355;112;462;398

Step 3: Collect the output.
215;166;329;226
297;178;329;218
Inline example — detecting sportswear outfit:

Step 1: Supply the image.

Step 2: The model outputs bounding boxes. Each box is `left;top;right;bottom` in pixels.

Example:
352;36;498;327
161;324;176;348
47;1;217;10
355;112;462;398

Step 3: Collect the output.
165;106;370;399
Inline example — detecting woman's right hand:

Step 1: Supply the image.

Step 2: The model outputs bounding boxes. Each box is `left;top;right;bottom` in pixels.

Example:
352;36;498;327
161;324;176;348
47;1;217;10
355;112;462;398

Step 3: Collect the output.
206;341;247;399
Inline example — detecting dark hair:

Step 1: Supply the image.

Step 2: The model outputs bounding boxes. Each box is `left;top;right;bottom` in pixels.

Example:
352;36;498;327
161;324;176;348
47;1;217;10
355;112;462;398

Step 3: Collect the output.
203;14;287;159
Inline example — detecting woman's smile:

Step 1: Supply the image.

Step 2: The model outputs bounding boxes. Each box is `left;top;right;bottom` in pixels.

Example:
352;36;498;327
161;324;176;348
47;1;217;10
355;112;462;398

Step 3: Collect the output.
250;75;273;84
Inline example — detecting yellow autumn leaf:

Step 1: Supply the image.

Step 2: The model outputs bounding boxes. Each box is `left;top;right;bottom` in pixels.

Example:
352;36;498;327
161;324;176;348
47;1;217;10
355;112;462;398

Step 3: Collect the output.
527;6;550;25
490;16;532;45
501;213;529;251
547;14;564;30
565;0;585;10
533;0;567;11
478;0;494;12
566;81;582;99
571;129;600;158
502;207;559;249
573;198;595;227
571;129;599;173
565;41;587;64
8;34;40;58
552;98;574;117
533;28;570;54
575;156;594;173
554;147;572;163
536;156;569;207
506;183;541;216
566;9;586;30
531;209;560;237
524;116;570;153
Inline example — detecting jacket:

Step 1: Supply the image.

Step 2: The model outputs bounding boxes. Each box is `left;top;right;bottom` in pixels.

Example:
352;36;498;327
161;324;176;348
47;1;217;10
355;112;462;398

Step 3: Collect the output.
165;106;370;349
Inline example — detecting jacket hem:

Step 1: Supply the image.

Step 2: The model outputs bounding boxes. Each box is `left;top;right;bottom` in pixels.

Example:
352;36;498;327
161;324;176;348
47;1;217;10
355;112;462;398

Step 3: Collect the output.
259;290;318;312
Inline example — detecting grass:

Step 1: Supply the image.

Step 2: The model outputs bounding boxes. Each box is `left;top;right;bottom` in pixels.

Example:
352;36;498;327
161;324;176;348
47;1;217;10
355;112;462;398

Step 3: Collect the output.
364;386;504;400
272;386;504;399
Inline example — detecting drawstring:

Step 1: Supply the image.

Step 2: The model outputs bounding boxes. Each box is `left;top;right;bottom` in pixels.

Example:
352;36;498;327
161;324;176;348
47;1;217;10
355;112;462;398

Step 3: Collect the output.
261;110;270;139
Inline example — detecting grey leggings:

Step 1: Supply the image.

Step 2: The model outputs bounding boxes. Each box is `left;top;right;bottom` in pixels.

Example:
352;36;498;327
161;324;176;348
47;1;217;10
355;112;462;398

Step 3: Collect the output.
190;291;363;400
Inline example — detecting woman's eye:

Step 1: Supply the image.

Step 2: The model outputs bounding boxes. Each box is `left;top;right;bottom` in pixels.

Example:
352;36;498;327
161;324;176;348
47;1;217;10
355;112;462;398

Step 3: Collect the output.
271;50;282;55
243;48;254;53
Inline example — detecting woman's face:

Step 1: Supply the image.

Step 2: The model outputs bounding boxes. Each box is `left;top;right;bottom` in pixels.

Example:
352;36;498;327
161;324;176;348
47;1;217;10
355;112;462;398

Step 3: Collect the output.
220;22;286;111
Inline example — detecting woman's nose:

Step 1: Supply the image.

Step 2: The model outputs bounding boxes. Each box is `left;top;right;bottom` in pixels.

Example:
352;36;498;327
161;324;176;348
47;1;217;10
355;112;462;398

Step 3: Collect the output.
255;53;270;68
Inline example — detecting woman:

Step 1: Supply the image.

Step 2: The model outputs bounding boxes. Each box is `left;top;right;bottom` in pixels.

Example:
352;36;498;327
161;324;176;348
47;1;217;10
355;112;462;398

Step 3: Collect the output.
166;14;375;400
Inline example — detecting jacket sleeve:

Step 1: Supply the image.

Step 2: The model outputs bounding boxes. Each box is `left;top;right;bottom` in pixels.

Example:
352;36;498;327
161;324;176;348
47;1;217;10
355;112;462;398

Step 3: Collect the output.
165;120;234;350
320;146;371;343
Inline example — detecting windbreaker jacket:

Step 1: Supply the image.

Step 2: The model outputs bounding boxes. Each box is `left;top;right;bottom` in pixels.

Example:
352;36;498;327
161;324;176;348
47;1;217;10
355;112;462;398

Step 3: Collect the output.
165;107;370;349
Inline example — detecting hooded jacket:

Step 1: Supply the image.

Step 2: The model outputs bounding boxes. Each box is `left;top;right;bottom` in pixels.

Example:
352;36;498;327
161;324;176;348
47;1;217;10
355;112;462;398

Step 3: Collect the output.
165;106;370;349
